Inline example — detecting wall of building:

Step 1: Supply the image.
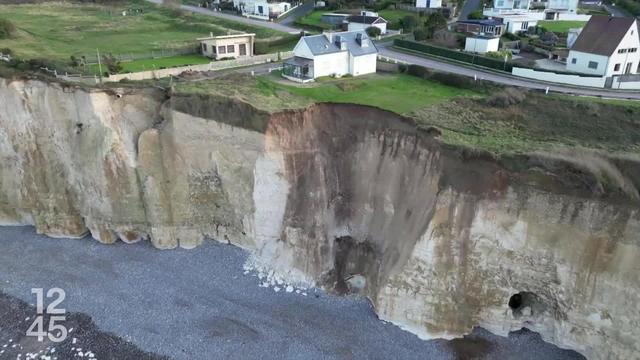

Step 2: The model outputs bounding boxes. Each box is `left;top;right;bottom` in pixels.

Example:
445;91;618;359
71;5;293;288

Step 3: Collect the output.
416;0;442;8
556;13;590;20
603;23;640;76
464;37;500;53
201;36;254;60
566;50;611;76
511;67;607;87
505;19;538;33
313;51;350;77
349;53;377;76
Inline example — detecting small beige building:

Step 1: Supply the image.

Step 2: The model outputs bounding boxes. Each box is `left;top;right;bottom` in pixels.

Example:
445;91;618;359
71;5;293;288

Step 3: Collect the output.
198;33;255;60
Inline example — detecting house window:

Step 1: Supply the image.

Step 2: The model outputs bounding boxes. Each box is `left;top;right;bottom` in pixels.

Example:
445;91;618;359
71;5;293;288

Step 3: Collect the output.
571;58;577;64
521;22;528;30
588;61;598;69
227;45;234;53
201;43;207;53
618;48;627;54
239;43;247;56
218;46;226;54
614;63;621;71
497;0;504;6
629;48;638;53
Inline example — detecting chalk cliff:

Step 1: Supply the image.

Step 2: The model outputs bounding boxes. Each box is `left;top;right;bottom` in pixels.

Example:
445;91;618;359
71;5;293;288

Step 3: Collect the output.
1;78;639;359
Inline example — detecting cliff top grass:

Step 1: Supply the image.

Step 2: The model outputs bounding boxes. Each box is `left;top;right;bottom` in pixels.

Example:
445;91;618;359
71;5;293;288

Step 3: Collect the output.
174;72;640;156
173;72;483;114
0;0;284;61
411;90;640;155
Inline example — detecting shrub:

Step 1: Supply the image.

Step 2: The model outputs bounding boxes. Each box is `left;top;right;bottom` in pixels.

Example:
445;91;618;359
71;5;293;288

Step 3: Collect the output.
0;48;12;56
406;64;431;78
429;71;476;89
501;32;519;41
413;27;429;41
486;87;526;107
366;26;381;38
0;18;17;39
102;53;122;74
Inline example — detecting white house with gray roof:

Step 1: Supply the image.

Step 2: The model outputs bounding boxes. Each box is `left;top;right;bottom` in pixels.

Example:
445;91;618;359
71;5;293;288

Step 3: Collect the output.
282;30;378;82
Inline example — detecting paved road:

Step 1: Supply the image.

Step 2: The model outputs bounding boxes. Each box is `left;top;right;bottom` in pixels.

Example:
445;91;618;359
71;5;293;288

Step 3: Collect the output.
146;0;300;33
604;3;632;17
458;0;482;20
279;0;315;25
0;226;586;360
378;44;640;100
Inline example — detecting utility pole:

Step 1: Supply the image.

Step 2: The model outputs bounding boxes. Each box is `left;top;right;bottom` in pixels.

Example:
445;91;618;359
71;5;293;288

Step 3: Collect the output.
96;48;103;84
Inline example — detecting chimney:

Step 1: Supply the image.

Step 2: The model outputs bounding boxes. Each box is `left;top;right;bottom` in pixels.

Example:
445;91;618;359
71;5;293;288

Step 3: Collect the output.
324;31;333;42
210;32;213;37
356;33;369;47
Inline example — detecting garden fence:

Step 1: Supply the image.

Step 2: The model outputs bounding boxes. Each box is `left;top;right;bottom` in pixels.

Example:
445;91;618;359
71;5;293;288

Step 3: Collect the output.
81;45;198;64
394;39;514;72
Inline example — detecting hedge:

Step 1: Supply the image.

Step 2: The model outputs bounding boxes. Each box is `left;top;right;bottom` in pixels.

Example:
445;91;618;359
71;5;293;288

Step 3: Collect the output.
394;39;514;72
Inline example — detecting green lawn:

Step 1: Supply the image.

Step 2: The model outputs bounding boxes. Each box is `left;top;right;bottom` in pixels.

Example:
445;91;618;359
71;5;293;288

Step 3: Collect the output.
263;73;480;114
88;54;211;74
538;20;587;34
378;9;419;25
0;0;285;61
296;10;335;29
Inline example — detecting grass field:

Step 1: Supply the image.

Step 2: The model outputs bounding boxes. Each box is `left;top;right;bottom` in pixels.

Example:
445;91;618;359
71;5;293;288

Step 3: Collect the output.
262;73;481;114
538;20;587;34
378;9;420;27
295;10;335;29
0;0;284;61
87;54;211;74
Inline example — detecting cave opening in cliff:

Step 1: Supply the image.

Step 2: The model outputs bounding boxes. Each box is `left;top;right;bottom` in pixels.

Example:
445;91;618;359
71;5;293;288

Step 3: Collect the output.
508;292;544;318
508;293;523;310
331;236;380;295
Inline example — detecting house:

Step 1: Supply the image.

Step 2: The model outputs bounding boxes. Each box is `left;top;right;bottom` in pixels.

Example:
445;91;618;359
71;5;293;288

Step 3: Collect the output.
282;30;378;82
546;0;577;13
198;33;255;60
232;0;291;19
464;35;500;54
566;16;640;76
492;0;530;11
345;14;388;34
492;14;538;33
456;19;506;36
416;0;442;8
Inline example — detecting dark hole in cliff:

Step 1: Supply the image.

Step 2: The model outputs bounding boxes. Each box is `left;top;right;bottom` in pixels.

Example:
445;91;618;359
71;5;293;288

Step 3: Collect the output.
330;236;380;296
508;291;545;318
508;293;523;310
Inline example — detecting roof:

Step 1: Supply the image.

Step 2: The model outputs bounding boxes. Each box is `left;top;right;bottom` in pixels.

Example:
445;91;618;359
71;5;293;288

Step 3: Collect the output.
299;31;378;57
458;19;504;26
346;15;387;24
571;16;637;56
197;33;255;41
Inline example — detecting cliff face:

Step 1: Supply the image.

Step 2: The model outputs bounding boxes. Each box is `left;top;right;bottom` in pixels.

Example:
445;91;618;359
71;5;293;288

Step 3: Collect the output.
1;78;639;359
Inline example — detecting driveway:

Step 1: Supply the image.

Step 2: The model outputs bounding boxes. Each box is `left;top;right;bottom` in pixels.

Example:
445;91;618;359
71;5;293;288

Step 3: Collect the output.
146;0;300;33
0;226;587;360
378;45;640;100
279;0;316;25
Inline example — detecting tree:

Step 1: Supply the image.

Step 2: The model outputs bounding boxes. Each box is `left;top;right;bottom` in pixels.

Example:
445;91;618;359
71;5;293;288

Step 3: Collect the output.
366;26;381;38
424;12;447;39
102;53;122;74
400;15;419;32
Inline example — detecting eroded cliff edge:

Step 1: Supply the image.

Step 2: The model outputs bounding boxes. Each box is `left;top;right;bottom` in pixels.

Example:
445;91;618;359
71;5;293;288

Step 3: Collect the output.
1;78;639;360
